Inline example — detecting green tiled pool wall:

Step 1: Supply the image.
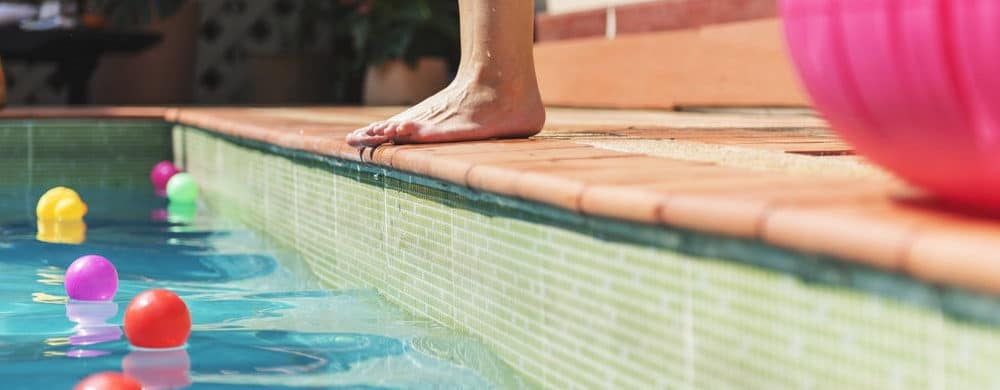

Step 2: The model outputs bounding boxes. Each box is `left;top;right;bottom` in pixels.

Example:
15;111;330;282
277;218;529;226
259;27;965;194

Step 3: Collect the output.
177;125;1000;389
0;120;172;220
0;120;172;187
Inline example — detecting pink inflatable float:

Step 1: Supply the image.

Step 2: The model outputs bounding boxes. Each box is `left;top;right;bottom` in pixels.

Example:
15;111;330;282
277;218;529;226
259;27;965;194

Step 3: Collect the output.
781;0;1000;211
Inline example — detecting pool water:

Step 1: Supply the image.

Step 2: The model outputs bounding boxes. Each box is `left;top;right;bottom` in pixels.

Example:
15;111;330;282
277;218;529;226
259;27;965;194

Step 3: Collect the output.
0;187;527;389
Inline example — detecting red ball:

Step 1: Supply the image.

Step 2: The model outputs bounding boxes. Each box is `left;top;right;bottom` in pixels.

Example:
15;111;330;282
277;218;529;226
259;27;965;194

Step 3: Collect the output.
124;289;191;349
74;372;142;390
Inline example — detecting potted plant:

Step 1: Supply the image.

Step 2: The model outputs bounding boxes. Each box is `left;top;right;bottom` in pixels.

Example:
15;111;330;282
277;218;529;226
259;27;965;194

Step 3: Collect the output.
86;0;199;105
338;0;461;105
245;0;345;104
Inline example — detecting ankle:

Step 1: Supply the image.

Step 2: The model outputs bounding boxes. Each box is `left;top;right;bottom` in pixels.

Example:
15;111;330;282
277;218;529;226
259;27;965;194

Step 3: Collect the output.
466;61;538;90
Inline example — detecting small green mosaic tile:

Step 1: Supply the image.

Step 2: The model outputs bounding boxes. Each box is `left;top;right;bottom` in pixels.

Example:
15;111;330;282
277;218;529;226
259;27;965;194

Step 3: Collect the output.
179;125;1000;389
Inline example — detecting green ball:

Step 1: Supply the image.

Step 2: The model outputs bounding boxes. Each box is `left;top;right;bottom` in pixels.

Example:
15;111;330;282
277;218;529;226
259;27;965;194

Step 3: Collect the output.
166;173;199;203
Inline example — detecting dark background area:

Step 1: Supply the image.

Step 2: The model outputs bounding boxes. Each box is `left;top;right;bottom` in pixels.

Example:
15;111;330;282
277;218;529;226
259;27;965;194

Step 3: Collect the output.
0;0;507;106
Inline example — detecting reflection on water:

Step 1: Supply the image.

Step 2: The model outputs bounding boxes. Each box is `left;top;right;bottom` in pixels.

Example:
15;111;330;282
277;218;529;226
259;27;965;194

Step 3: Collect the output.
0;187;531;389
167;202;198;225
65;301;122;358
36;220;87;245
123;348;192;390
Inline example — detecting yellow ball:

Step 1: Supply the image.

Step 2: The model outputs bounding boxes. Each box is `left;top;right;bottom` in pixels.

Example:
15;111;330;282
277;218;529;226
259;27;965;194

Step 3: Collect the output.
36;187;88;221
36;187;72;219
55;197;87;220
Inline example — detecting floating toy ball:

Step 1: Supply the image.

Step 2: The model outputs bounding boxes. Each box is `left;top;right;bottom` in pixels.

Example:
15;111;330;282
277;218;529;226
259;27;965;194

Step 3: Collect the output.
36;187;88;221
65;255;118;301
779;0;1000;211
165;173;199;204
150;161;181;193
124;289;191;349
74;372;142;390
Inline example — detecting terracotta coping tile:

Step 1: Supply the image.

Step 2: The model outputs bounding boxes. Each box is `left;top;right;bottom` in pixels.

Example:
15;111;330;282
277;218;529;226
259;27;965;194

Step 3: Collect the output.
176;110;226;132
907;229;1000;295
336;144;365;162
754;187;999;277
303;137;342;157
426;140;586;155
518;163;713;186
228;122;275;144
482;155;705;170
579;186;669;224
517;172;589;212
357;139;582;167
465;164;525;196
661;194;772;238
389;146;642;192
576;175;894;240
273;132;306;150
368;145;406;166
647;176;815;238
384;139;573;155
426;157;477;186
761;205;912;271
414;141;596;163
278;127;346;153
164;108;180;122
456;147;640;164
464;154;666;196
578;166;783;223
471;157;837;220
388;148;436;177
301;129;353;155
0;107;169;119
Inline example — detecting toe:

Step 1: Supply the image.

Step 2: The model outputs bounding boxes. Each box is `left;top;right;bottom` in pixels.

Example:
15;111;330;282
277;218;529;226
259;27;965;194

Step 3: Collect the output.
361;134;392;148
347;122;381;148
346;126;374;148
382;121;401;137
391;122;420;143
395;122;418;136
346;120;420;148
369;122;391;136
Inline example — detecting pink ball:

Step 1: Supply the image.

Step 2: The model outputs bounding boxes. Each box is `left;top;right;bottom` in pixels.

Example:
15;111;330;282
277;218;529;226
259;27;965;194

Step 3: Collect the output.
65;255;119;301
150;161;180;192
780;0;1000;211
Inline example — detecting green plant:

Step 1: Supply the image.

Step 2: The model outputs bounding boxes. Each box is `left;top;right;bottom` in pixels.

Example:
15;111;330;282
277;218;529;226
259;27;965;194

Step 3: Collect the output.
308;0;461;103
356;0;459;67
334;0;460;69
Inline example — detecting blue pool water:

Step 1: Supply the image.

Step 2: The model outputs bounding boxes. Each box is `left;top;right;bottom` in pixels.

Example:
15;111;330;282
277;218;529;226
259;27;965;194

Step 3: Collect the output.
0;187;524;389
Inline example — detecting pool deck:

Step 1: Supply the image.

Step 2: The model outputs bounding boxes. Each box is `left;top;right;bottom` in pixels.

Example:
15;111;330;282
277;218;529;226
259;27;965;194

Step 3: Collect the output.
4;106;1000;297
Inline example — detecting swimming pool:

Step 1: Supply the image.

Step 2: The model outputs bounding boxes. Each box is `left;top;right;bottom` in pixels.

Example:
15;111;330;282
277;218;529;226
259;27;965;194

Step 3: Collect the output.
8;115;1000;389
0;123;529;388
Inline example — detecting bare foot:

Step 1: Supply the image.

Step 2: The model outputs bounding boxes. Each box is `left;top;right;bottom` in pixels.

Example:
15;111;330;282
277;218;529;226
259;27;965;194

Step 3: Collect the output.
346;74;545;148
347;0;543;148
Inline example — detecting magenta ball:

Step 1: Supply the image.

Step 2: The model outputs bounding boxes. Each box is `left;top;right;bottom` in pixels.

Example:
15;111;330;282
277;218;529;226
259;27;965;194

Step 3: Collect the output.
65;255;118;301
150;161;180;192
